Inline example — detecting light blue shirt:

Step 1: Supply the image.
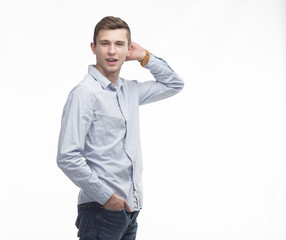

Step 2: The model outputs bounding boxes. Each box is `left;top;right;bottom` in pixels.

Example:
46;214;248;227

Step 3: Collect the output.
57;55;184;211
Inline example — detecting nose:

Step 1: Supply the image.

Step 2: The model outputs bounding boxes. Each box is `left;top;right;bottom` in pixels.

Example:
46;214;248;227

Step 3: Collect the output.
108;44;116;55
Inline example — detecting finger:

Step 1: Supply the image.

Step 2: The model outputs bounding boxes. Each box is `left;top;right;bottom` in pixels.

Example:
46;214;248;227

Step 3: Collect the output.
124;201;132;213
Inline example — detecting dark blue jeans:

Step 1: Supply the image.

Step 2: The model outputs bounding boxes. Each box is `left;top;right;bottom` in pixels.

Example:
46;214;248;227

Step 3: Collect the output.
75;202;139;240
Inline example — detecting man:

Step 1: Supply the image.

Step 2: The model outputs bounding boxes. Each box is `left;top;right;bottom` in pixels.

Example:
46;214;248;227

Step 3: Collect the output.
57;16;184;240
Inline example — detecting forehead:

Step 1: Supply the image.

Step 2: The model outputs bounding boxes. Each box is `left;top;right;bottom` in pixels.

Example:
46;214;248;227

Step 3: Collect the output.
97;29;128;42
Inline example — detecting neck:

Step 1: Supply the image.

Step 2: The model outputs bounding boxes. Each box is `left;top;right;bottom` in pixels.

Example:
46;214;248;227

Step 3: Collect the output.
107;75;118;86
95;65;119;86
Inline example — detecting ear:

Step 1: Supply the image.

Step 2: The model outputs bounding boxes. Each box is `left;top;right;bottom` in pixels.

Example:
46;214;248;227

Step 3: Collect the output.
126;44;132;58
90;42;96;54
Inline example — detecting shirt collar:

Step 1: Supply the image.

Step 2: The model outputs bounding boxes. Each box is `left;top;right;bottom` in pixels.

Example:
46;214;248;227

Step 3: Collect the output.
88;65;122;90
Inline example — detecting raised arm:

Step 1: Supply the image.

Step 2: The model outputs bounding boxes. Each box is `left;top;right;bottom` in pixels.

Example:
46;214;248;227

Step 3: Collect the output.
126;41;184;105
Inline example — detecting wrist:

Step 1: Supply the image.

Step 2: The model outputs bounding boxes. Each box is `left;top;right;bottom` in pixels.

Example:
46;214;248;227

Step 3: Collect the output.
139;49;150;67
138;49;146;62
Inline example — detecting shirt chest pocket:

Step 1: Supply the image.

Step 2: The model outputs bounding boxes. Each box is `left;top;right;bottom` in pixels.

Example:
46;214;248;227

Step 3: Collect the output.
90;93;127;146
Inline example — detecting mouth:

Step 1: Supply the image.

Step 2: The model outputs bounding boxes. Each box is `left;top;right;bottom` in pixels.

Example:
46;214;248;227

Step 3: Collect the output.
106;58;118;65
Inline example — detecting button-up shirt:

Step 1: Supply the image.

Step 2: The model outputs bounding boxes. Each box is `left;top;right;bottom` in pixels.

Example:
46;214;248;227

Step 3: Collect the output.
57;55;184;211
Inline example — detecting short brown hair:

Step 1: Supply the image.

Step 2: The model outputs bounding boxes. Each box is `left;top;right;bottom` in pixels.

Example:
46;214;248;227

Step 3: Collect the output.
93;16;131;46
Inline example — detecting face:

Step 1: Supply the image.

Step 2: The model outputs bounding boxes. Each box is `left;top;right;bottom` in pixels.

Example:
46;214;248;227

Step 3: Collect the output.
91;29;130;81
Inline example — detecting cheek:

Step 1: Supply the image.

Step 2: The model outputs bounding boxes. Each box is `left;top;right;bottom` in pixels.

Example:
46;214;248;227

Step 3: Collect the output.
96;49;106;59
120;49;128;59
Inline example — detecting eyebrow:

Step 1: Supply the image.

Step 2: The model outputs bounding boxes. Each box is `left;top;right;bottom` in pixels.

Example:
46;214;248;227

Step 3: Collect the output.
99;40;126;44
116;41;126;45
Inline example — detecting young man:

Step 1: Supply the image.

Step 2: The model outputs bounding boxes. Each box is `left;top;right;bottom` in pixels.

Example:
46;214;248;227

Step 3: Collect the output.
57;16;184;240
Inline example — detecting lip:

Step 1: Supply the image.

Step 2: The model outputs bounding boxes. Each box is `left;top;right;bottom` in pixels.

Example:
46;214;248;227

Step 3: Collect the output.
106;58;118;66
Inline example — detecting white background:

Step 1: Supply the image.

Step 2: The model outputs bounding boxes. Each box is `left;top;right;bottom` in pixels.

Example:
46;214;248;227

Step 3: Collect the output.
0;0;286;239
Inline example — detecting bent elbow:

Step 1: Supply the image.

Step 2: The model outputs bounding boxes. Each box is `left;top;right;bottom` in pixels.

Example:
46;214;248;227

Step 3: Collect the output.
173;77;184;93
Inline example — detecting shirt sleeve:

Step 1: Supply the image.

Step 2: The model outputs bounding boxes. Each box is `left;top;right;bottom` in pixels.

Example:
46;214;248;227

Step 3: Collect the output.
138;54;184;105
57;85;113;205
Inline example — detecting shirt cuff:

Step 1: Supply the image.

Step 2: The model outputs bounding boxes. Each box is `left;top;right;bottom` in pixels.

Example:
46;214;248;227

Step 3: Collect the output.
144;54;174;72
96;184;114;205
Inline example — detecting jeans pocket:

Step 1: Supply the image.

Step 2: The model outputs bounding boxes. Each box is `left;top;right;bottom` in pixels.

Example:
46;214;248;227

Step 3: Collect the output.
101;208;128;229
102;207;125;213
